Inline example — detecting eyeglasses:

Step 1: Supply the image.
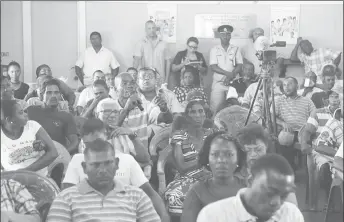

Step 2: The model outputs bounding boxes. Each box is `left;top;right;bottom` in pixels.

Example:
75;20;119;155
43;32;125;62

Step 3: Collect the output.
138;67;158;80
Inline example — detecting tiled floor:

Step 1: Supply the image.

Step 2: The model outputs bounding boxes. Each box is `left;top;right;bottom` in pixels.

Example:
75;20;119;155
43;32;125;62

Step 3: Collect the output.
295;169;343;222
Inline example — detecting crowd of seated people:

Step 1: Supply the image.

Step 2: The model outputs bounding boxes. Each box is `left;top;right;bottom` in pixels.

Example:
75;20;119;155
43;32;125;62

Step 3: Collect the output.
1;19;343;222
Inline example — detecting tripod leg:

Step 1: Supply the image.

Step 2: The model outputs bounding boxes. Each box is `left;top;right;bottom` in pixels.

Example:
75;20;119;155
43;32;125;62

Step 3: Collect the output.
244;78;263;126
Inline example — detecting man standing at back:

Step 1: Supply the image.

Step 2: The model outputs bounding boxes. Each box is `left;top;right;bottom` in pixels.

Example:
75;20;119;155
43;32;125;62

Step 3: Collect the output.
133;20;171;87
209;25;243;114
75;32;120;86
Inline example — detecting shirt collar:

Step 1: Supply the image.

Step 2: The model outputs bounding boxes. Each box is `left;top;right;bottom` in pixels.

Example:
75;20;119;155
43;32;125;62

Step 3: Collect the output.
78;178;126;195
283;95;301;100
143;36;162;43
235;188;281;222
91;46;104;53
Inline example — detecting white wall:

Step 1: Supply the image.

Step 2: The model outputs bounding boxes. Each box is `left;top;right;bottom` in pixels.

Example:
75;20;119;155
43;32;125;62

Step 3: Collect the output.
1;2;342;85
1;1;24;81
31;1;78;80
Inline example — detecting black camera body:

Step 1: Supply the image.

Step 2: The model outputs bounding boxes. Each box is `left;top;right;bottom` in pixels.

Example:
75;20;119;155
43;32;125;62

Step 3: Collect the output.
255;50;277;62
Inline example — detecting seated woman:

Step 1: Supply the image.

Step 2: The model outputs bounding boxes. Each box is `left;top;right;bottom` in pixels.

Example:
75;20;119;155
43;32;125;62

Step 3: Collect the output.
24;64;76;112
93;98;152;178
235;123;298;206
173;66;208;108
164;95;214;219
26;75;69;112
1;179;41;222
1;75;27;109
7;61;29;100
1;99;58;176
181;131;245;222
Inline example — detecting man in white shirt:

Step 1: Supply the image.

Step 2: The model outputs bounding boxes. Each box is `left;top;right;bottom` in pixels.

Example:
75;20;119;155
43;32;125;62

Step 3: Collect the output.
75;32;120;86
197;154;304;222
75;70;105;115
62;119;170;222
209;25;243;114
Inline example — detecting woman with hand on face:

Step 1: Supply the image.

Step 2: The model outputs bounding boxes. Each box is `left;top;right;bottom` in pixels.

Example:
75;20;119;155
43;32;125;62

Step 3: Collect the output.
181;131;245;222
7;61;29;100
171;37;207;88
173;66;208;108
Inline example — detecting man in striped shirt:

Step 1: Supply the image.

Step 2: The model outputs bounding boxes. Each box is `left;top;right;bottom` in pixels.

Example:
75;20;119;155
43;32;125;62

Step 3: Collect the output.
274;77;316;169
114;72;173;149
47;139;161;222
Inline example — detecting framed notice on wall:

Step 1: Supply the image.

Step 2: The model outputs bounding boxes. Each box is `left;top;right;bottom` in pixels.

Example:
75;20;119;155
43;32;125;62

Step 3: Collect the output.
270;5;300;44
147;4;177;43
194;14;257;39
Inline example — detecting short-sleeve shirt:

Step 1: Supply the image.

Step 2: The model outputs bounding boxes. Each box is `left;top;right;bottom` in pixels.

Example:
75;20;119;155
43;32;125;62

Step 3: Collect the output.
63;153;148;187
13;82;29;100
76;86;95;108
47;179;160;222
197;188;304;222
1;120;47;176
134;36;171;84
1;179;40;215
75;46;120;86
27;106;78;147
274;95;316;131
298;48;341;82
209;45;243;81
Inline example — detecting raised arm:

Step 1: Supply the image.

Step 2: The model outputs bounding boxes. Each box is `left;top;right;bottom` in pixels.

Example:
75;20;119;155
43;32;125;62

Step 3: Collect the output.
290;37;303;62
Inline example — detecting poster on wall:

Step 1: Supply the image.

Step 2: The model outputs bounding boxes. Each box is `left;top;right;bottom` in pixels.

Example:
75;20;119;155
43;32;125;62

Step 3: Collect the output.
194;14;257;39
270;5;300;44
147;3;177;43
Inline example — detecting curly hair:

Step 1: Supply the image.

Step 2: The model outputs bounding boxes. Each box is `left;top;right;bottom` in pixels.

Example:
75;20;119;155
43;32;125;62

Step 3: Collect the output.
198;131;245;172
236;123;272;152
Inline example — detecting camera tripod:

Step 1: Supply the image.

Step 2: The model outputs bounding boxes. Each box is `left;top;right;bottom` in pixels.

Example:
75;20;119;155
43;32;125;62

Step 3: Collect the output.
244;60;278;138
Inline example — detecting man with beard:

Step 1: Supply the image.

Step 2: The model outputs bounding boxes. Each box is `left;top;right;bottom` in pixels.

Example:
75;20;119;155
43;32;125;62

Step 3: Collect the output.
197;153;304;222
274;77;316;170
47;139;161;222
26;79;79;155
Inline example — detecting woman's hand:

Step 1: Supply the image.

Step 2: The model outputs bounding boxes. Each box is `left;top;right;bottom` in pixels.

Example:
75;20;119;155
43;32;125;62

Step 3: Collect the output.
182;58;191;66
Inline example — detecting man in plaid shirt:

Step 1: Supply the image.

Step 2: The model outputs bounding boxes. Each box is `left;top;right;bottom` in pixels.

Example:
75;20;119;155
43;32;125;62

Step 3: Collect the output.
1;179;41;222
290;37;342;84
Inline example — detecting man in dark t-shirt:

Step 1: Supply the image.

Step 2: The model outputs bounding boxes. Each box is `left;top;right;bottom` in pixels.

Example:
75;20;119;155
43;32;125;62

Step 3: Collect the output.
311;64;336;108
27;79;79;155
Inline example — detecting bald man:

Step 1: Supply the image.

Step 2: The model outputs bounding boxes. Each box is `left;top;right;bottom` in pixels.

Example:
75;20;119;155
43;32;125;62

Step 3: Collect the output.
133;20;171;87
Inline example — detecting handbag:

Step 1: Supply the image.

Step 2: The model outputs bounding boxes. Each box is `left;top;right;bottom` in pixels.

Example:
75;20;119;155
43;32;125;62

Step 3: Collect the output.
315;143;337;157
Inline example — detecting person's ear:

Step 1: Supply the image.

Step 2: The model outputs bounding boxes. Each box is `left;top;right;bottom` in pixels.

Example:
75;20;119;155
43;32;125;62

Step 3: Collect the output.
114;157;119;169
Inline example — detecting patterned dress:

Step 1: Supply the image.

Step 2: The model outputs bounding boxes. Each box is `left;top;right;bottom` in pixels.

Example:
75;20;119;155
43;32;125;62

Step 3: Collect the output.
164;128;214;216
173;86;208;108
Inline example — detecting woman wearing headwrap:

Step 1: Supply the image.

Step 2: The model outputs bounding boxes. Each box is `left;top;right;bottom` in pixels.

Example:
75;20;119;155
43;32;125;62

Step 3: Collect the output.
164;91;214;220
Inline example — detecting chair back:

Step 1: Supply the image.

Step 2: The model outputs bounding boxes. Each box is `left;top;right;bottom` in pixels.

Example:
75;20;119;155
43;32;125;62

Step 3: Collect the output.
214;105;262;136
1;170;60;220
149;126;172;157
48;141;71;176
157;145;173;195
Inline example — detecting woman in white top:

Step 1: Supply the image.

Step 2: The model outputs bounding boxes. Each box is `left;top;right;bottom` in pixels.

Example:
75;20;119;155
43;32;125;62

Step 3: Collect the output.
1;99;58;176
